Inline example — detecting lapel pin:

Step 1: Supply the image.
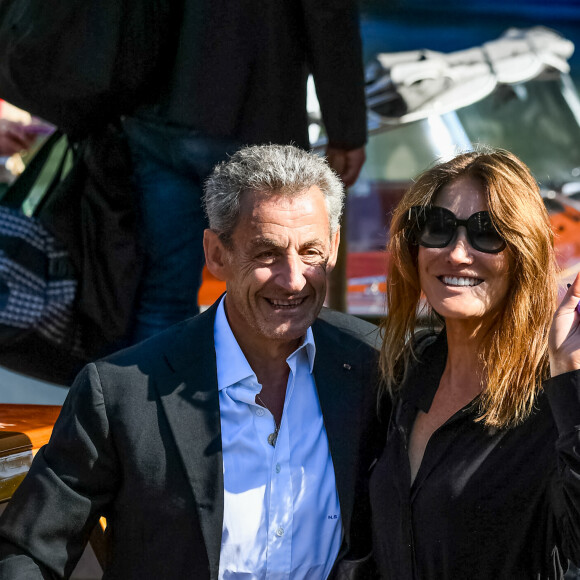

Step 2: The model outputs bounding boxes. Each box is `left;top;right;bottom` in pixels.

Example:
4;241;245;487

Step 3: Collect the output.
343;363;352;370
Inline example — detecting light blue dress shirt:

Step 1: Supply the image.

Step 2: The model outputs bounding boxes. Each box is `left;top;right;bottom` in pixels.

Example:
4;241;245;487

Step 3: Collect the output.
214;297;342;580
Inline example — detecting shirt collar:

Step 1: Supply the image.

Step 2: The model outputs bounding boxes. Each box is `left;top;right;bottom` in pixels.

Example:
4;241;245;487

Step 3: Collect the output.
289;326;316;374
214;295;316;391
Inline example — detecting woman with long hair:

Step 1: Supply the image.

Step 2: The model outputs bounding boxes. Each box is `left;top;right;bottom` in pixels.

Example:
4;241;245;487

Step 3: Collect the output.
370;148;580;579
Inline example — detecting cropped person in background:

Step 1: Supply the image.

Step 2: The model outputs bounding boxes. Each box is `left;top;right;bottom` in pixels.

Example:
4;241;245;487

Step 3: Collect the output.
371;149;580;578
124;0;368;343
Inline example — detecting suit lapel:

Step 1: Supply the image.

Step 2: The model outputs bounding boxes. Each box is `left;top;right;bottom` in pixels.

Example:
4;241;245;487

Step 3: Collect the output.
312;322;361;551
154;304;223;579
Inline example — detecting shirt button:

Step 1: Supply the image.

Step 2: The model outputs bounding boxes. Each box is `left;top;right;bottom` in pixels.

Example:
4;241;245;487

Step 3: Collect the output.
275;463;281;473
276;527;284;537
255;408;265;417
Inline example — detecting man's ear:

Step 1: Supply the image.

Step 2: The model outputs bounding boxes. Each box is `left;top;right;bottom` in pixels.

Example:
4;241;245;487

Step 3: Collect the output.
326;227;341;274
203;229;230;281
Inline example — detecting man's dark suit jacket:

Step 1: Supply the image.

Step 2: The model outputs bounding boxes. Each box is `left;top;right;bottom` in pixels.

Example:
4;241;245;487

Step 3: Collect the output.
0;303;382;579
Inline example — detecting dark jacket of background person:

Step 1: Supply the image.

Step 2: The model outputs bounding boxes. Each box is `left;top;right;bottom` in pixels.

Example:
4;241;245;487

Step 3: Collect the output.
135;0;367;150
0;306;382;579
370;332;580;579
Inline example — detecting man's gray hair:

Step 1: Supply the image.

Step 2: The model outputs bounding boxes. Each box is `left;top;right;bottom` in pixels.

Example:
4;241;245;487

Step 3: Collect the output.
203;144;345;243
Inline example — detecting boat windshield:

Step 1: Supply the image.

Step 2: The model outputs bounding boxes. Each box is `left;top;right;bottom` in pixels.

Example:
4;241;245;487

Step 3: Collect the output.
455;73;580;190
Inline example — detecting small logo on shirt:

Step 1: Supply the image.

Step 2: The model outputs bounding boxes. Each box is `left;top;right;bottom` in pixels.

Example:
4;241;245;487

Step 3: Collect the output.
327;514;339;520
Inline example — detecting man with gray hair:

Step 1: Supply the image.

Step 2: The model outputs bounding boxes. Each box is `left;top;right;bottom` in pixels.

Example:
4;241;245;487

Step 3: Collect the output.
0;145;381;579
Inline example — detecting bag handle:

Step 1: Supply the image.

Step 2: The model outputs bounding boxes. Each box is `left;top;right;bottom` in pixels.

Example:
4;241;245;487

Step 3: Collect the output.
0;130;65;210
32;138;78;217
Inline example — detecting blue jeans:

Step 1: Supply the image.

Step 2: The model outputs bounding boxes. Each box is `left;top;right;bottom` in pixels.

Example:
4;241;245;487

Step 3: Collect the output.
124;117;239;343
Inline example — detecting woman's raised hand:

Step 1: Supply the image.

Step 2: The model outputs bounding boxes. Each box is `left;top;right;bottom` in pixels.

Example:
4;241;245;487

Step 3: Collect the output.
549;272;580;376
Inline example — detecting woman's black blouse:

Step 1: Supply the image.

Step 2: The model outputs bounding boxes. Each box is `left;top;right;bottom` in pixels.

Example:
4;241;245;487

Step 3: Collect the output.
370;333;580;579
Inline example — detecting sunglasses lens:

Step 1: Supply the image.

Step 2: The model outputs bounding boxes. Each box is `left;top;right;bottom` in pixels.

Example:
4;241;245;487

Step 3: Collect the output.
416;207;454;248
468;213;506;253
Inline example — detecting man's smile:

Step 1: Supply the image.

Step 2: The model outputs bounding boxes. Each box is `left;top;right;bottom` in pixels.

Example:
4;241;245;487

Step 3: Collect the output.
266;297;307;309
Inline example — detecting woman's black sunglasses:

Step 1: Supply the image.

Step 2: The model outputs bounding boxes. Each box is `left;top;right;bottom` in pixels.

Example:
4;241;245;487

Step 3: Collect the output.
406;206;506;254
